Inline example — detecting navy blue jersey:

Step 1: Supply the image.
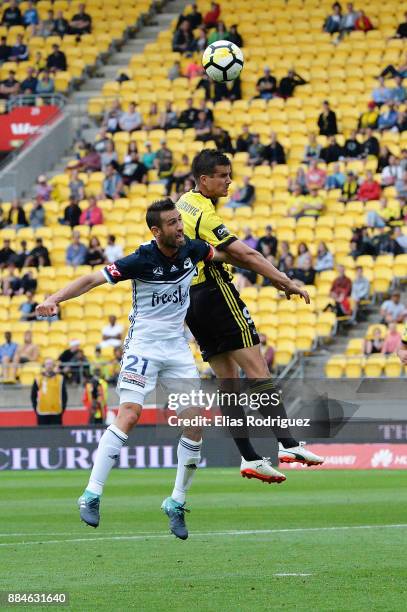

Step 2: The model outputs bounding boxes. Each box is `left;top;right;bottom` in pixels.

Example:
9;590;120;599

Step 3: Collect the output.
102;238;214;341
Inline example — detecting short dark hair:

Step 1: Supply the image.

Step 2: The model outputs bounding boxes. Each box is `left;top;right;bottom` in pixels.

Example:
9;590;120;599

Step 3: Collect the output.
191;149;231;181
146;198;176;229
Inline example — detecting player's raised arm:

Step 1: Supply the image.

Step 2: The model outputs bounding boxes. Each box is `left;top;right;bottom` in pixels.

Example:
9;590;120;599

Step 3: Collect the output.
214;240;310;304
35;270;107;317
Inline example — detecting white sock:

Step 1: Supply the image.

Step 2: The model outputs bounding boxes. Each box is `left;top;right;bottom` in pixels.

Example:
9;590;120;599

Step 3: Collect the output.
171;437;202;504
87;424;128;496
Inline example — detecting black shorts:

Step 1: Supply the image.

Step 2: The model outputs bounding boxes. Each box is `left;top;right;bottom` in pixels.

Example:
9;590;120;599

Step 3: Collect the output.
187;281;259;361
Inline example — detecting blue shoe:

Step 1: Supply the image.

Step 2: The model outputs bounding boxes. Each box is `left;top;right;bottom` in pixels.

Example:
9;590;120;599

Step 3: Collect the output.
161;497;190;540
78;491;100;528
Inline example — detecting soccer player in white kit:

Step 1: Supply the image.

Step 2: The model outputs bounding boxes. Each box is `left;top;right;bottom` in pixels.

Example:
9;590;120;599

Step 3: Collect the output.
36;199;224;540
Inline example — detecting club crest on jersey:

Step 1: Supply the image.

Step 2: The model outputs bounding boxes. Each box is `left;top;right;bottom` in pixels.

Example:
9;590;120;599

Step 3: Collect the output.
183;257;193;269
153;266;164;276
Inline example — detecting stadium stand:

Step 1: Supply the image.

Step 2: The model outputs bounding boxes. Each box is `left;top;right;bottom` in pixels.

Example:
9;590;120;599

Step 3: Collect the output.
0;0;407;385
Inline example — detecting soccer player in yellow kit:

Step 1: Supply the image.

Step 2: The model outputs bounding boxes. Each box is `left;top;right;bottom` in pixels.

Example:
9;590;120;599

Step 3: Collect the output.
177;149;323;483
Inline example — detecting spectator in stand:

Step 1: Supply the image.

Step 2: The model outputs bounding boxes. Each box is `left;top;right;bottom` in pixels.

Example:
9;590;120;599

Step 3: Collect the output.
351;265;370;309
208;21;229;44
355;9;373;31
177;4;202;30
105;234;123;263
400;148;407;171
25;237;51;267
195;27;208;52
100;315;123;348
396;109;407;132
381;322;402;354
288;167;308;194
372;77;392;107
339;2;358;38
68;168;85;201
303;133;321;164
0;332;18;380
122;140;138;163
357;170;381;202
381;155;402;187
258;333;275;373
279;70;307;98
204;2;220;27
141;142;156;170
377;145;392;173
194;110;213;141
265;132;286;166
235;124;255;152
394;226;407;252
46;44;67;72
391;12;407;39
296;242;313;270
329;265;352;317
361;128;380;158
0;239;15;269
172;20;196;54
155;142;175;194
29;199;46;229
20;67;38;96
320;135;343;163
379;53;407;80
326;163;345;189
1;0;22;27
324;3;343;34
306;159;327;190
318;100;338;136
248;134;265;166
19;293;39;322
100;139;118;172
13;240;29;269
339;171;359;203
103;99;122;133
396;170;407;200
256;66;277;100
315;241;334;272
378;103;398;131
0;36;10;64
228;24;243;47
1;263;21;296
391;76;406;104
66;230;87;267
58;340;88;385
20;270;37;295
35;175;52;202
79;197;104;227
70;3;92;35
36;70;54;95
118;102;142;132
196;72;211;100
102;163;124;200
257;225;278;259
364;328;384;355
143;102;161;131
85;237;105;267
380;292;406;323
9;33;28;62
160;101;178;130
12;331;39;382
178;97;199;129
0;70;20;99
358;101;379;131
170;154;192;193
289;187;324;219
94;128;111;154
226;176;255;208
278;241;293;271
6;200;27;229
340;132;360;162
53;10;70;37
121;152;148;186
198;99;214;123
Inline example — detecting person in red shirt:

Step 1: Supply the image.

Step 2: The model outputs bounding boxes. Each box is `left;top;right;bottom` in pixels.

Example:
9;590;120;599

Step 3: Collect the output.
355;10;374;32
203;2;220;27
357;170;381;202
79;196;104;227
381;322;402;355
305;159;327;190
329;265;352;316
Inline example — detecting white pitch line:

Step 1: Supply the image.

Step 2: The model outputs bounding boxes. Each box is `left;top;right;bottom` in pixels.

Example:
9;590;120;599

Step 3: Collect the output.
274;573;312;577
0;523;406;548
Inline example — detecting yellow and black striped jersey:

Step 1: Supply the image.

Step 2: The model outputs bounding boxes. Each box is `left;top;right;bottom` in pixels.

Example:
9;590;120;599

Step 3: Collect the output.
177;190;237;286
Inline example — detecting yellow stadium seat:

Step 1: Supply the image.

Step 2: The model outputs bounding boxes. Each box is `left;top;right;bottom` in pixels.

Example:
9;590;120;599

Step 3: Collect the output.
364;355;385;378
345;357;363;378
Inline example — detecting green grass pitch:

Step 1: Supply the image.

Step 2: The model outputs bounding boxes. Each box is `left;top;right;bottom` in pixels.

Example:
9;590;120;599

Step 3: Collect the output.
1;469;406;611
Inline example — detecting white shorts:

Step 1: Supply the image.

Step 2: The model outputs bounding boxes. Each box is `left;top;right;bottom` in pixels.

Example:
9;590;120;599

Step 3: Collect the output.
117;337;200;412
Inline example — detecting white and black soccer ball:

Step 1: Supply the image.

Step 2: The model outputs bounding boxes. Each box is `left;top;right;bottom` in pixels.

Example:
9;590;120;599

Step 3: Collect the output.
202;40;244;83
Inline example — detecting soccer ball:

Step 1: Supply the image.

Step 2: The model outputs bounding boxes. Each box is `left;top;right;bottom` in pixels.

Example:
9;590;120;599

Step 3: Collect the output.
202;40;244;83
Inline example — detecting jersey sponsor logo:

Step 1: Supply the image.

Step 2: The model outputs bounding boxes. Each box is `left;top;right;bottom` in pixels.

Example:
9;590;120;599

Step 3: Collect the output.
170;264;178;272
213;224;230;240
153;266;164;276
151;285;189;307
121;371;146;388
183;257;193;269
106;263;121;278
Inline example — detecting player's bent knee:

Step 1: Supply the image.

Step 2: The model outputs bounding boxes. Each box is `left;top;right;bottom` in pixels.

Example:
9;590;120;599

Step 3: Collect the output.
116;402;142;430
182;425;203;442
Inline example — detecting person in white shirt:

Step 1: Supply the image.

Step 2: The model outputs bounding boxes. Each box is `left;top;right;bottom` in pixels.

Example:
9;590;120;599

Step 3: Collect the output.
100;315;123;348
118;102;142;132
105;234;124;263
381;156;403;187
